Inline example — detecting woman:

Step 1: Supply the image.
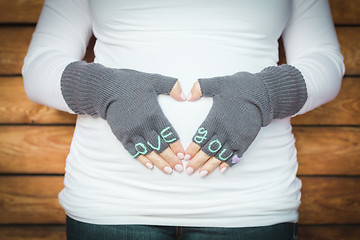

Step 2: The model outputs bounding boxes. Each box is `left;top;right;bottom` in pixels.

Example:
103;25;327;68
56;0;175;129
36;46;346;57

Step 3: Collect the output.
23;0;344;239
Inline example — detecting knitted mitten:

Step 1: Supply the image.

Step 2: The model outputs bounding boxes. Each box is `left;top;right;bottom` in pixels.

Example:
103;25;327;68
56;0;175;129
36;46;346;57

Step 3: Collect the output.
192;64;307;166
61;61;179;158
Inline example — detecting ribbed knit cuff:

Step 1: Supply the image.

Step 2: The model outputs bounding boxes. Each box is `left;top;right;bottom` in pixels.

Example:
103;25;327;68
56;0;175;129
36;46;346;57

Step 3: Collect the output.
256;64;308;125
60;61;109;117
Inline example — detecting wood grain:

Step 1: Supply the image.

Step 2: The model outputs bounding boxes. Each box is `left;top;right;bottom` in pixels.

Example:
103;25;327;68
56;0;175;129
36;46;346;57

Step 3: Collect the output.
0;176;359;224
1;126;359;175
294;127;360;176
337;27;360;76
0;226;66;240
0;176;65;224
1;0;359;25
299;177;360;224
0;0;44;23
0;126;72;174
0;26;359;75
292;78;360;125
298;226;360;240
0;27;33;75
0;77;76;124
330;0;360;25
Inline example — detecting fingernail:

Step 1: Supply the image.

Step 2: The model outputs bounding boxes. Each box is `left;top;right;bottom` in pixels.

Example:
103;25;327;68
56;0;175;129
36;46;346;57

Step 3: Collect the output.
199;170;208;177
174;164;183;172
177;152;184;160
184;154;191;161
186;92;192;100
181;92;187;101
146;162;153;169
164;166;173;174
220;167;228;174
186;167;194;175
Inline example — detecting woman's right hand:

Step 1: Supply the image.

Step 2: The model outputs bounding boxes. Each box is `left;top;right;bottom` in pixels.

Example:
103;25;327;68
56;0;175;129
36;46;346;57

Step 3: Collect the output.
132;81;187;174
61;62;186;174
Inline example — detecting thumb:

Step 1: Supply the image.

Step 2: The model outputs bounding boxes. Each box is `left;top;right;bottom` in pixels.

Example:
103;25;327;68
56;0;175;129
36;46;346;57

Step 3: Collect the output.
197;77;221;97
169;81;186;101
187;81;202;101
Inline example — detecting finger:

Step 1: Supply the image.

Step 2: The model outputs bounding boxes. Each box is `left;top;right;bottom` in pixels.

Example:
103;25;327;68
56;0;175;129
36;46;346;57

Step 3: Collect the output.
187;81;202;101
170;81;186;101
159;147;184;172
137;155;154;170
184;142;201;160
125;137;150;159
145;130;182;170
145;130;170;155
224;151;243;167
199;157;222;177
153;119;180;148
219;162;229;174
214;143;233;162
146;151;173;174
200;135;224;158
169;140;185;160
185;150;210;175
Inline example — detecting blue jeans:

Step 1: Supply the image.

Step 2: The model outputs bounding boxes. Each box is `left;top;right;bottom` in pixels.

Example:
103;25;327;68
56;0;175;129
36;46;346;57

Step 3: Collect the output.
66;216;297;240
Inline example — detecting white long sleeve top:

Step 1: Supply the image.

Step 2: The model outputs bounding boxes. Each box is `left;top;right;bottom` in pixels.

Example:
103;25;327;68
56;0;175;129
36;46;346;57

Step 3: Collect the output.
22;0;344;227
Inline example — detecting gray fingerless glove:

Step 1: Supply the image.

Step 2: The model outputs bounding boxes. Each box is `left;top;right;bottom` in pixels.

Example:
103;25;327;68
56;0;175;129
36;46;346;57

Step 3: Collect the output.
192;64;307;166
61;61;179;158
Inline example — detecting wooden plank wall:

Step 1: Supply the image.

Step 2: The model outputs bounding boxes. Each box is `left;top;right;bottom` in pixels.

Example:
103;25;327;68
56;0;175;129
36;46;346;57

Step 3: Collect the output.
0;0;359;239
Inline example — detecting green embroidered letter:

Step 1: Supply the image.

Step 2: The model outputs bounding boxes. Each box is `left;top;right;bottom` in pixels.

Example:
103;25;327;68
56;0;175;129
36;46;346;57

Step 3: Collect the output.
130;142;148;158
208;139;222;153
194;127;208;144
218;149;233;161
160;127;177;143
147;135;162;151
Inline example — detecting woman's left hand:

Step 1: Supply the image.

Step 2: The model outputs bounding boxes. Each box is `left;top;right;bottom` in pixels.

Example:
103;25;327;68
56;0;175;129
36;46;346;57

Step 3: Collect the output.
184;72;269;177
184;81;230;177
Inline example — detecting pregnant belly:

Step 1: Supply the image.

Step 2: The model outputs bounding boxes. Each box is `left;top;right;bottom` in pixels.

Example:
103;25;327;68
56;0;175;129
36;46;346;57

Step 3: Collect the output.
157;87;213;149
